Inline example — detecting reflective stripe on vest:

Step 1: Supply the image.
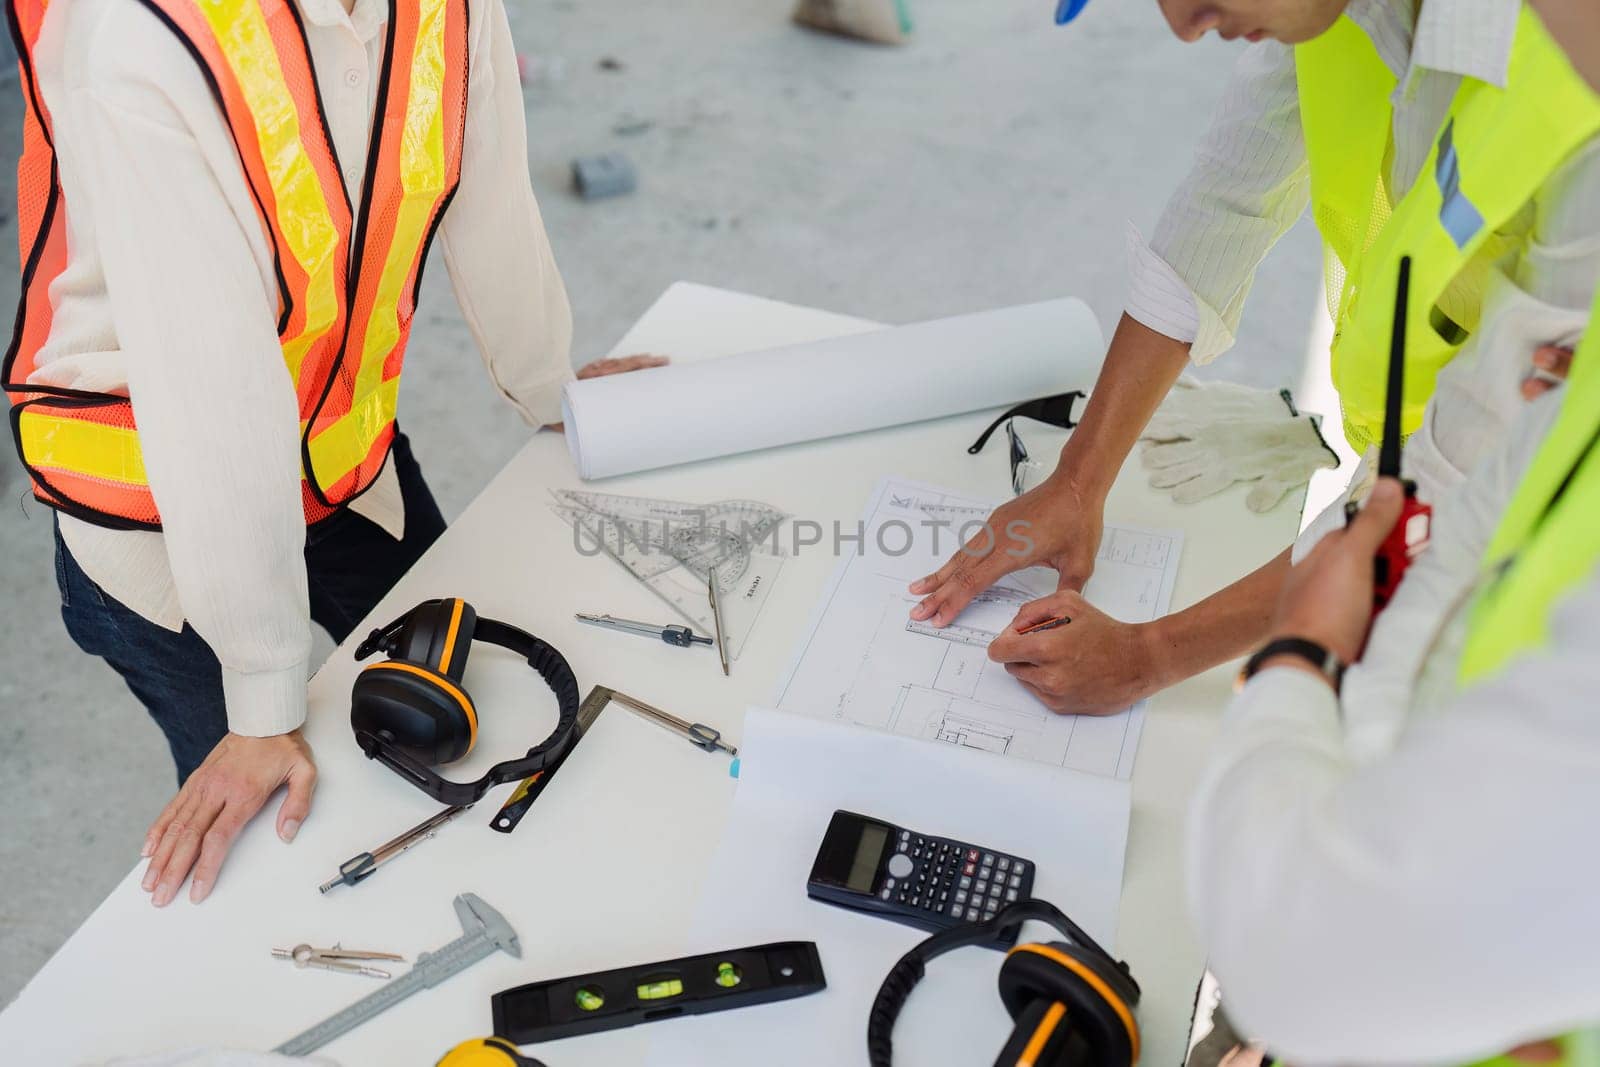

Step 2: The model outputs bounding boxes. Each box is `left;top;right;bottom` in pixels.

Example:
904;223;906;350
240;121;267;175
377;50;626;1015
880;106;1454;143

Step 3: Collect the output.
1459;285;1600;684
1;0;467;529
1295;6;1600;451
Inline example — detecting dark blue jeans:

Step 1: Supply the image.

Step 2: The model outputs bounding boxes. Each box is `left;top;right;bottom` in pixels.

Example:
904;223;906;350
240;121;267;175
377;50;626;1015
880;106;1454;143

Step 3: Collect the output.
55;432;448;784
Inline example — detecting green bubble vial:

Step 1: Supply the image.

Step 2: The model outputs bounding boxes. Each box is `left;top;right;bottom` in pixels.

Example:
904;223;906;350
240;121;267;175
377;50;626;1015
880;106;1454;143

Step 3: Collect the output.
636;978;685;1001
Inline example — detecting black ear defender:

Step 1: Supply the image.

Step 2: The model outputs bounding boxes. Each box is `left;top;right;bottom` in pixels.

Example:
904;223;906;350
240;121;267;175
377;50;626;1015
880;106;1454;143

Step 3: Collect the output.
350;598;581;806
868;899;1140;1067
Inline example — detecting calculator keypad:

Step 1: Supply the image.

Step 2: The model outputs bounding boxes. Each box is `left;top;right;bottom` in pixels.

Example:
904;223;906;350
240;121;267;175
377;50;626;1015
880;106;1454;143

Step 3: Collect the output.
887;835;1033;928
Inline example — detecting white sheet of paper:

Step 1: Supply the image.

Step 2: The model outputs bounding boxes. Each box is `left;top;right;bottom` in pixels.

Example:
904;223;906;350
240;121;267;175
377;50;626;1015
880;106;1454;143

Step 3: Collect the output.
774;477;1182;779
641;708;1132;1067
561;299;1103;480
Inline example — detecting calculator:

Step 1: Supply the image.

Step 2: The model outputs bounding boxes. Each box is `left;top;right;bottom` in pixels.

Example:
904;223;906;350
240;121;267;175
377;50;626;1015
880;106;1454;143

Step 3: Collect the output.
806;810;1036;946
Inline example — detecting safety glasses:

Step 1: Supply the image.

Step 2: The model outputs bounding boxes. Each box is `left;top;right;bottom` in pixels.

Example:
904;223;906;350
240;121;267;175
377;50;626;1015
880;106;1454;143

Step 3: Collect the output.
967;391;1085;496
1005;421;1034;496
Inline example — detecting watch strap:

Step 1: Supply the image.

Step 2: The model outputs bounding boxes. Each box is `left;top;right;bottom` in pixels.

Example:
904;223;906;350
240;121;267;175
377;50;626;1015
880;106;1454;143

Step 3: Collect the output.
1240;637;1346;692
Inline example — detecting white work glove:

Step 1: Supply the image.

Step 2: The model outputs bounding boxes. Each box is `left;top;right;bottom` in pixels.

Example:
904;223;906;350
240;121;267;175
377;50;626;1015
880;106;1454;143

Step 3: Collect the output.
1141;376;1299;440
88;1052;337;1067
1139;377;1339;513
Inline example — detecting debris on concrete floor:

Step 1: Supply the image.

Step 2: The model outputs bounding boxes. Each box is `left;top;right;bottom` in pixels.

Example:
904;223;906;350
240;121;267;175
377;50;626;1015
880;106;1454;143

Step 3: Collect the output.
612;115;654;137
571;152;638;200
792;0;913;45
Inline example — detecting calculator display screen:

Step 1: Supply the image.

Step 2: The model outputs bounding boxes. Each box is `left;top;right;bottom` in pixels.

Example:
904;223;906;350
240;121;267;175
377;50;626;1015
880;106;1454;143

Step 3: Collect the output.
846;825;889;892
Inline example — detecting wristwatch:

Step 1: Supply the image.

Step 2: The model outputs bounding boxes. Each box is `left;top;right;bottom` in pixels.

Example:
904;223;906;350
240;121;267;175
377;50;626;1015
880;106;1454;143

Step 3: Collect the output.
1238;637;1346;693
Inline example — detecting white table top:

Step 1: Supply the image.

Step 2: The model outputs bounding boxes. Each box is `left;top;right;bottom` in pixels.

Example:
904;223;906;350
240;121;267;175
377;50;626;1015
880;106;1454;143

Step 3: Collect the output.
0;283;1300;1066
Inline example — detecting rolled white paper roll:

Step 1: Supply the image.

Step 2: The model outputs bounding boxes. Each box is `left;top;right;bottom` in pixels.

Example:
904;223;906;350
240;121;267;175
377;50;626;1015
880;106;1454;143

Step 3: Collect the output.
561;298;1104;480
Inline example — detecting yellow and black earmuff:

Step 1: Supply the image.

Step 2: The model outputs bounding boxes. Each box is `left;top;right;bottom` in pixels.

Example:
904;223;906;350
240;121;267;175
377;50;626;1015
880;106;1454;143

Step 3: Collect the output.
436;1036;546;1067
351;598;581;806
868;899;1141;1067
356;597;482;764
996;939;1140;1067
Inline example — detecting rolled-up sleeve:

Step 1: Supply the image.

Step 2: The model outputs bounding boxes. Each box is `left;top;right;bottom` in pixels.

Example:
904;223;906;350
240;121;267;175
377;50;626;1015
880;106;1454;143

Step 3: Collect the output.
1127;40;1311;363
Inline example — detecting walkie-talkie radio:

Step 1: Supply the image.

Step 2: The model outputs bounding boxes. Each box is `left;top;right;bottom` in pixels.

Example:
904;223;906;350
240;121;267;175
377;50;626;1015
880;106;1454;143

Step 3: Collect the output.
1347;255;1433;610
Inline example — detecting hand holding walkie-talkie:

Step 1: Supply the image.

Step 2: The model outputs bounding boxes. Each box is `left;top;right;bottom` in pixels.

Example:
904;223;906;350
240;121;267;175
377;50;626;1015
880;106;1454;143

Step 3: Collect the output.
1344;256;1433;610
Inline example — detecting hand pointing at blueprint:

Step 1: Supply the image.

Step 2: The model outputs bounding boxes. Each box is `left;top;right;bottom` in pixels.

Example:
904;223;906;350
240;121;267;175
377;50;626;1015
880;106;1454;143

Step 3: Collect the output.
908;477;1105;626
775;477;1181;780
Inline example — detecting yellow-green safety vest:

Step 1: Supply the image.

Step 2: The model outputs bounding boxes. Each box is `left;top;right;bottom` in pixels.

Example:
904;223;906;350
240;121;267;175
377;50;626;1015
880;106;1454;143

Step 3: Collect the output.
1296;6;1600;450
1460;285;1600;683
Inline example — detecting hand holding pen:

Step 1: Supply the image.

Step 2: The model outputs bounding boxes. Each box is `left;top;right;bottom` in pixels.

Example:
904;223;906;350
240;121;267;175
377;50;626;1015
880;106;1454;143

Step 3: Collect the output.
986;590;1166;717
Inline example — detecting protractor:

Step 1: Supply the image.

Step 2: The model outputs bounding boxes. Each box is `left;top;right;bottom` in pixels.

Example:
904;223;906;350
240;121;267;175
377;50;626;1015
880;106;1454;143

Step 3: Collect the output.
667;525;752;586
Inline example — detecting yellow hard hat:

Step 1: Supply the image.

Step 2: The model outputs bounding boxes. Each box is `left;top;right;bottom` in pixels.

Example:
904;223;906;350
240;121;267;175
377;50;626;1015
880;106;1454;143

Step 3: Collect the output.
436;1036;546;1067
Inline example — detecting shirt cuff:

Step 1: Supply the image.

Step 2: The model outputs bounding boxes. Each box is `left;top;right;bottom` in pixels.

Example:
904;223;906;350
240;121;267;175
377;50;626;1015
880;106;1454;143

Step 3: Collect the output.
1124;222;1200;343
504;371;573;429
1124;223;1242;364
222;660;310;737
1227;663;1343;739
1189;298;1241;366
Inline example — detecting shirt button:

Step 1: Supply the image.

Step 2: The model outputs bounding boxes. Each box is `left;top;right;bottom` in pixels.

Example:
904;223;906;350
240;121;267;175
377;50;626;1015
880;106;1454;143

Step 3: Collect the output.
345;69;362;88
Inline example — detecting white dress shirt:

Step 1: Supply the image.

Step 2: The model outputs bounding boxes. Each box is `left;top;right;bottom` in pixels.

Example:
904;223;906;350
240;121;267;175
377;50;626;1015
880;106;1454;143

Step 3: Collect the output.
1187;384;1600;1064
1125;0;1600;384
27;0;573;736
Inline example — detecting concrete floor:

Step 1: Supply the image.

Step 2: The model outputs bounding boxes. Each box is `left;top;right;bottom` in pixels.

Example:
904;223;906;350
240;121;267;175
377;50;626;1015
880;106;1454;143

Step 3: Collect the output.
0;0;1324;1006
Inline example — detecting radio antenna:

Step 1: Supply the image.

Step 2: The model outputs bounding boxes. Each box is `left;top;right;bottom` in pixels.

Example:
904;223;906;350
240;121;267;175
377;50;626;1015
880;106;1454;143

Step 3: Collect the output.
1379;257;1411;479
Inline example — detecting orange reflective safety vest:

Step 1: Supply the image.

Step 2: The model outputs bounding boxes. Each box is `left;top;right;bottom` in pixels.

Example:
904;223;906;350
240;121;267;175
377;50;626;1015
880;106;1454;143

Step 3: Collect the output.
3;0;468;528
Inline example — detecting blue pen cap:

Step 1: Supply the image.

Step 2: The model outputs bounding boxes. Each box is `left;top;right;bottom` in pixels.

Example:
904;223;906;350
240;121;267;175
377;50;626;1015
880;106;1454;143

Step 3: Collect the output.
1054;0;1090;24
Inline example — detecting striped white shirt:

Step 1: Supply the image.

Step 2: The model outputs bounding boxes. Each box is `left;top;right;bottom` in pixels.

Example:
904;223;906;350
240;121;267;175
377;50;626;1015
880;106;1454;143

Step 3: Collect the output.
1125;0;1599;364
